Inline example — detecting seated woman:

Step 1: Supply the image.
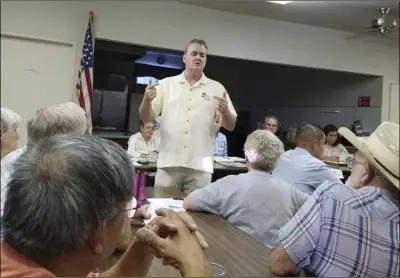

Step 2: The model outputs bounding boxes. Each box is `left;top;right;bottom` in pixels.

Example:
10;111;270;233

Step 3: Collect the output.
1;107;21;160
322;124;349;163
127;121;159;160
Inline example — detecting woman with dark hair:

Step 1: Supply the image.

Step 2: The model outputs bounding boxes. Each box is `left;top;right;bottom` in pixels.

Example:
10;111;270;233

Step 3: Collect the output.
322;124;349;162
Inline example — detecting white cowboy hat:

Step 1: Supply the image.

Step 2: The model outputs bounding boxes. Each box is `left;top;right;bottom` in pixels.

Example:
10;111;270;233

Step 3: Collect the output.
338;121;399;189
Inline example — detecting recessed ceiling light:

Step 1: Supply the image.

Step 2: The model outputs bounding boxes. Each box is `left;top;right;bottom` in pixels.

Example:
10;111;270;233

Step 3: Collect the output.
267;1;292;5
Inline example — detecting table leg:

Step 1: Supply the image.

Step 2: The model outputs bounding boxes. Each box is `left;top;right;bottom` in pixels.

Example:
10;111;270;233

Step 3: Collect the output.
134;170;148;204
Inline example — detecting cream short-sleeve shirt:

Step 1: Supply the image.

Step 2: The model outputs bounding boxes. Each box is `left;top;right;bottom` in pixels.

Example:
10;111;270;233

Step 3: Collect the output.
152;72;237;173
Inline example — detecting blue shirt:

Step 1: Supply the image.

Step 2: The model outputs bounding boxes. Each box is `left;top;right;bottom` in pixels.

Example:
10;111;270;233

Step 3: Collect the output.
272;147;340;194
213;132;227;157
189;171;308;248
279;181;400;277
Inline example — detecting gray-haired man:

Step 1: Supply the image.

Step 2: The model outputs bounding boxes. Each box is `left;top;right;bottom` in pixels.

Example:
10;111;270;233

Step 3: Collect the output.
184;130;307;248
1;102;89;215
264;115;284;153
1;135;210;277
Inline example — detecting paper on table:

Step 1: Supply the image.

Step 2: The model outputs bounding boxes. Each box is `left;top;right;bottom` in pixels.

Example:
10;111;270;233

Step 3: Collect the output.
214;156;233;163
144;198;186;225
228;157;246;162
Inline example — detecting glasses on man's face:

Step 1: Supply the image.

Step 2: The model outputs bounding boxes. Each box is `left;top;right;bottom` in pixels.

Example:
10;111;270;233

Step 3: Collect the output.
122;207;137;219
122;198;138;219
346;157;364;169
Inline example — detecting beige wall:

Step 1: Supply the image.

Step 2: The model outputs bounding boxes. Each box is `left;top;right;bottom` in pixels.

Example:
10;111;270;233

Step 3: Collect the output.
1;1;398;122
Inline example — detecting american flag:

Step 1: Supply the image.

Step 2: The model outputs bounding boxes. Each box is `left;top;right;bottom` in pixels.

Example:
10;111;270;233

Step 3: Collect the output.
75;11;94;134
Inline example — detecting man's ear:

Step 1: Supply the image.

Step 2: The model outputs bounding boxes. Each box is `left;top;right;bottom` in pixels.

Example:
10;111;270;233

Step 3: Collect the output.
88;226;105;255
360;164;374;186
312;140;318;148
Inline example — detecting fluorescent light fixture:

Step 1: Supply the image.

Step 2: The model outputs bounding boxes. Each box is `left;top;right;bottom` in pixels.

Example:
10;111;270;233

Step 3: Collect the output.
267;1;292;4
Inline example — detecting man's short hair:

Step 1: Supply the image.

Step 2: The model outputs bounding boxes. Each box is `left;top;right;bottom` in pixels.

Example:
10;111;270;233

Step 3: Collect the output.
1;134;134;263
264;116;279;124
244;129;282;172
295;124;324;145
184;39;208;54
27;102;88;147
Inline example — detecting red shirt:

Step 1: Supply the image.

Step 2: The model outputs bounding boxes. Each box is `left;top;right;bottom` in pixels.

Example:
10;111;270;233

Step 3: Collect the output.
1;240;98;277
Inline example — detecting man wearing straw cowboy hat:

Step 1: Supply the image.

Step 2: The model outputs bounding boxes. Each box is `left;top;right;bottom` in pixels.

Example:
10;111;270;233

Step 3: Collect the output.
270;121;399;277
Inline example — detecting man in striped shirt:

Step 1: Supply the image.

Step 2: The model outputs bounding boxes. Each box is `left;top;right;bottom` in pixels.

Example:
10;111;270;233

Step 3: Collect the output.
270;121;399;277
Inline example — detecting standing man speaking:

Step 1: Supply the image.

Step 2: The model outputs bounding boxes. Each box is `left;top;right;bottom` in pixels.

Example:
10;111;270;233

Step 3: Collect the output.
139;39;237;194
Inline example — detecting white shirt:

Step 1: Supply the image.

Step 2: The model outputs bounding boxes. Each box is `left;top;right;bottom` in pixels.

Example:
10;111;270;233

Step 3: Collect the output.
152;72;237;173
127;132;160;159
1;147;26;216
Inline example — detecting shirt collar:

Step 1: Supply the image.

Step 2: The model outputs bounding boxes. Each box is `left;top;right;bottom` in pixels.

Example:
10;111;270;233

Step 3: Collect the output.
248;169;273;176
294;147;310;155
178;71;207;85
1;240;55;276
374;186;397;199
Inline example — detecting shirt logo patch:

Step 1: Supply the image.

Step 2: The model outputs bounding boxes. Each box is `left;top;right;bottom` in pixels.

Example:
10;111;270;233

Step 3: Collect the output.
201;92;210;101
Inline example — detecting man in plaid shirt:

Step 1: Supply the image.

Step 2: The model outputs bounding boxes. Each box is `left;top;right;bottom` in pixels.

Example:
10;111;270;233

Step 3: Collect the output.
213;131;228;157
270;121;399;277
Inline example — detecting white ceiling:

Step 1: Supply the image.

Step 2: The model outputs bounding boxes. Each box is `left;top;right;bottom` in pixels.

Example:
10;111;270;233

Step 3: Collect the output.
177;1;399;38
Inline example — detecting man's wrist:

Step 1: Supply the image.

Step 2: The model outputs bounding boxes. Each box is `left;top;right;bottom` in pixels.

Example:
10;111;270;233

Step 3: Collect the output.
180;261;210;277
179;255;210;277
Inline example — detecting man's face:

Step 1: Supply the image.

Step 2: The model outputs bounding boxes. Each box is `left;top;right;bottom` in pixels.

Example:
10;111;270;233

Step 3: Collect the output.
183;43;207;72
264;118;278;134
89;207;126;265
347;151;369;188
140;122;155;139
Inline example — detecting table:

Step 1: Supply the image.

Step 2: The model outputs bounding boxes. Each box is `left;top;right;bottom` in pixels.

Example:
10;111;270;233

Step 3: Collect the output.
99;187;275;277
134;162;247;173
133;163;248;203
134;162;350;174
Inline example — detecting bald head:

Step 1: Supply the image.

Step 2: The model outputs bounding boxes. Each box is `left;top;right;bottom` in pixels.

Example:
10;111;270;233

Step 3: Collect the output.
296;124;325;159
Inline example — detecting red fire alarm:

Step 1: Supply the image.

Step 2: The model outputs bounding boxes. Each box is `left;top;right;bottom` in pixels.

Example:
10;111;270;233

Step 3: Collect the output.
358;96;370;107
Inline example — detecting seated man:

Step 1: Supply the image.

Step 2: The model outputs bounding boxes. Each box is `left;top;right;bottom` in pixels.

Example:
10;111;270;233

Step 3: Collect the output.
1;135;210;277
1;102;89;216
264;116;284;153
270;121;399;277
213;131;227;157
184;130;308;248
273;124;340;195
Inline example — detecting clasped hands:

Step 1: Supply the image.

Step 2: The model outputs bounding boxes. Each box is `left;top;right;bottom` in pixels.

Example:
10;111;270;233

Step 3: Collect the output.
131;207;210;276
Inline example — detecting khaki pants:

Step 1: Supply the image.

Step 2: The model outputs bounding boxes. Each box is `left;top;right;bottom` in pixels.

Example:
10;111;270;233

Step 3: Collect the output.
155;167;212;195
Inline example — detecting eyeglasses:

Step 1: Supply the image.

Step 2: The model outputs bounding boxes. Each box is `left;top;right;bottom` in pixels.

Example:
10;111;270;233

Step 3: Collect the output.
122;207;137;219
346;157;364;169
122;198;139;219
